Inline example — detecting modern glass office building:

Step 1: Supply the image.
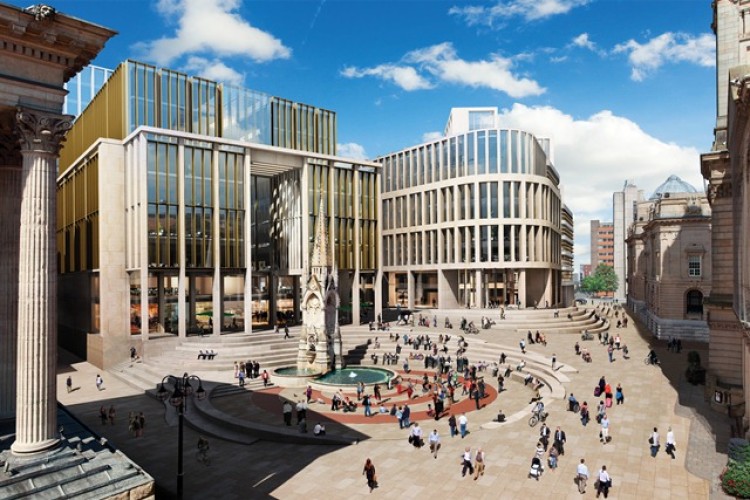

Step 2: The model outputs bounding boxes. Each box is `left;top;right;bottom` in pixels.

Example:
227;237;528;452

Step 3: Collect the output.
57;61;380;368
378;108;565;309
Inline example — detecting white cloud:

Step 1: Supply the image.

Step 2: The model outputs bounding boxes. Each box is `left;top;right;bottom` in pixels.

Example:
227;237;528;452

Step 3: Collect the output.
184;57;244;85
133;0;291;66
422;131;443;142
613;32;714;81
496;103;705;267
342;42;545;98
449;0;590;26
341;65;433;91
337;142;368;160
572;33;596;51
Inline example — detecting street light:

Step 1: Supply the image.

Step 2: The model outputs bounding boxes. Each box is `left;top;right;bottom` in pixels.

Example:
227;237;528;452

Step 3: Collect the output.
157;372;206;499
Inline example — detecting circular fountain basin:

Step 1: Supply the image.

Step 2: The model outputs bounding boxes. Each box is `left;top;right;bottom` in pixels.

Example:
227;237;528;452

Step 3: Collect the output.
273;367;322;386
315;367;394;386
273;366;395;388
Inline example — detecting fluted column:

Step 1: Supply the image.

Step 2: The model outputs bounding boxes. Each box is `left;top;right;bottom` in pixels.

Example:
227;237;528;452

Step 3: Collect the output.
0;163;21;420
11;108;71;455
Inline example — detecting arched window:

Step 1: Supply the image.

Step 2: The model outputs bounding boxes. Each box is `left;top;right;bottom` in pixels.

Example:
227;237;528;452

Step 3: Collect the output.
686;290;703;315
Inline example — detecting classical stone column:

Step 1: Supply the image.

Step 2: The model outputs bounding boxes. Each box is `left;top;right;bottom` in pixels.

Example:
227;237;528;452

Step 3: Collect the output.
11;108;71;455
0;162;21;421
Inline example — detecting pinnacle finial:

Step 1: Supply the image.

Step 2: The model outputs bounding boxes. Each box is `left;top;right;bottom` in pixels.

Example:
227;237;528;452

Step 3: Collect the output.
311;198;329;268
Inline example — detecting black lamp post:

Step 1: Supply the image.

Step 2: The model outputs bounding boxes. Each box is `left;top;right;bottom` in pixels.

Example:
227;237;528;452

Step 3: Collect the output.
157;372;206;499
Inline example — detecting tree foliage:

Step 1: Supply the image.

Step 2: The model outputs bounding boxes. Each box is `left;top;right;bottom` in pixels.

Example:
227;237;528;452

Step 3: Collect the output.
580;264;618;294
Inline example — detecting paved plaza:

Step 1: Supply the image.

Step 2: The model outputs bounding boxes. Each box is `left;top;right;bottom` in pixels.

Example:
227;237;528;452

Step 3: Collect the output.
56;307;733;499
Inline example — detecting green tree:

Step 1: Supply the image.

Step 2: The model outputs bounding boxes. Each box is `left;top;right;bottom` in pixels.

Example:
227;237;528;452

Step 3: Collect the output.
581;264;618;294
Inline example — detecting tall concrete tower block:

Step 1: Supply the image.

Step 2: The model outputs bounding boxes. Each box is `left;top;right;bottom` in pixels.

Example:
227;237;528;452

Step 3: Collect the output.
613;180;644;301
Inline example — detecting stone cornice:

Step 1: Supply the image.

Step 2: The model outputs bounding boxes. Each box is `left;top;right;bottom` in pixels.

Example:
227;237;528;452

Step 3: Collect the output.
0;3;116;83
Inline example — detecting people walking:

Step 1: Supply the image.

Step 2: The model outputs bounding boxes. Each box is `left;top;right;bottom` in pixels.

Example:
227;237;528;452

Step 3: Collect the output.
363;394;372;417
458;413;468;438
473;447;485;480
577;458;589;494
665;427;676;459
548;443;559;470
95;374;104;391
284;324;291;339
553;426;566;455
600;414;610;444
461;447;474;477
428;429;441;458
596;465;611;498
448;413;458;437
649;427;660;457
283;400;293;426
66;376;72;393
99;405;107;425
615;384;624;405
363;458;378;492
108;405;116;425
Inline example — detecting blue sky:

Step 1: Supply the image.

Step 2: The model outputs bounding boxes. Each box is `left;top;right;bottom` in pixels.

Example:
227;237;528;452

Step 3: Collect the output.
49;0;716;269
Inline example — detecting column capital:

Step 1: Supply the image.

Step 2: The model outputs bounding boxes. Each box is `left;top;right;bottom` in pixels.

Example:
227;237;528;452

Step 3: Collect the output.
15;108;72;155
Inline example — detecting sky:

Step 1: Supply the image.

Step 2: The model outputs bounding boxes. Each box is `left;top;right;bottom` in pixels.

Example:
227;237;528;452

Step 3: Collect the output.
47;0;717;270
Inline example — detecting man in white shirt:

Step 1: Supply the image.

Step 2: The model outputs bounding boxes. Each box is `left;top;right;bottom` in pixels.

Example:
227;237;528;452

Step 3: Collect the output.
600;414;610;444
428;429;441;458
576;458;589;494
596;465;611;498
409;422;423;448
461;447;474;477
649;427;660;457
313;422;325;436
458;413;468;438
665;427;676;459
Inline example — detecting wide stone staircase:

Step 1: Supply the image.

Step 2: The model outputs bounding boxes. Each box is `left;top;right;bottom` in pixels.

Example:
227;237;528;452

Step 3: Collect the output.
105;307;599;444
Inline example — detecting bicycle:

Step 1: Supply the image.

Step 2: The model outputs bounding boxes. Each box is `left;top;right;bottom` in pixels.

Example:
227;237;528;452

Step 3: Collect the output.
528;410;548;427
644;355;660;365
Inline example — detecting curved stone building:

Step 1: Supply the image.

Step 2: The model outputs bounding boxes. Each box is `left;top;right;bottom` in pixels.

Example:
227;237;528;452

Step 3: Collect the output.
378;108;564;310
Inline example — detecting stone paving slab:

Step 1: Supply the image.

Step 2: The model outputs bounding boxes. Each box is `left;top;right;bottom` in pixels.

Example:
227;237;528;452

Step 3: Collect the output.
53;306;730;499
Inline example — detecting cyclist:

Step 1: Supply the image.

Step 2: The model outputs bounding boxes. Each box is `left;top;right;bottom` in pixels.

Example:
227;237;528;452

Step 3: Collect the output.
533;400;545;418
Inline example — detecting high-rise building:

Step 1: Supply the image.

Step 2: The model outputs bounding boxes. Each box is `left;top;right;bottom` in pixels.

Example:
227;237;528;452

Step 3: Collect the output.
378;107;567;309
590;220;614;270
56;60;380;369
580;264;592;278
612;180;643;300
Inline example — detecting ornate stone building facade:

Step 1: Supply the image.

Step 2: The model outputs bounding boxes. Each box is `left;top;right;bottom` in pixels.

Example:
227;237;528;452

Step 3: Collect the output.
700;0;749;423
626;176;711;342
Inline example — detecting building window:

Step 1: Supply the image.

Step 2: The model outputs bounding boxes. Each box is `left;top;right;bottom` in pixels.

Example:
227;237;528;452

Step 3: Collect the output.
688;255;701;277
686;289;703;315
